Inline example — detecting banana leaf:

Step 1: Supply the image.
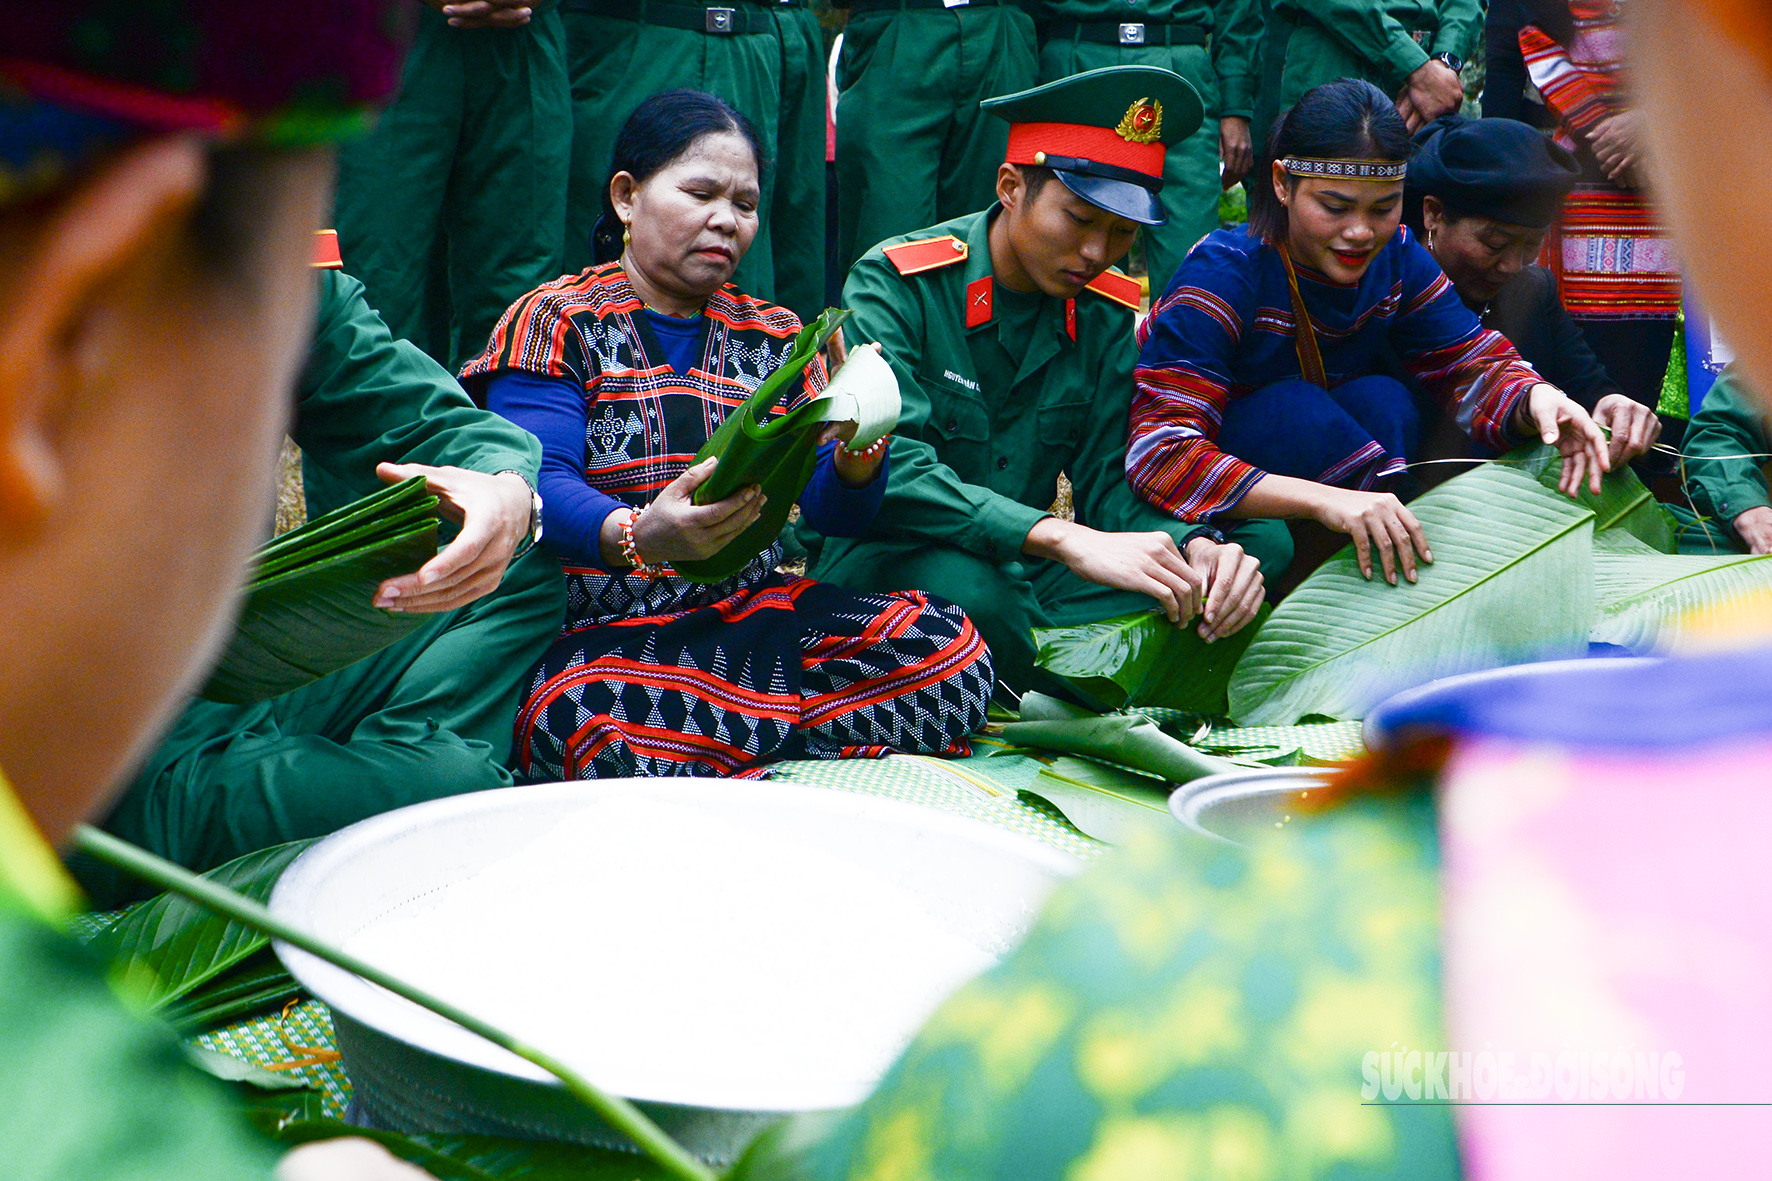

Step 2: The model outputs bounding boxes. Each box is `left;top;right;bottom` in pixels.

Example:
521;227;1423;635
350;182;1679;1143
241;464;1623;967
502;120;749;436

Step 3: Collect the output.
246;1096;679;1180
91;839;311;1011
676;309;858;582
1017;757;1172;844
203;476;439;704
1508;442;1677;552
1589;528;1772;651
1031;605;1271;714
161;946;301;1032
996;712;1246;784
1228;463;1598;725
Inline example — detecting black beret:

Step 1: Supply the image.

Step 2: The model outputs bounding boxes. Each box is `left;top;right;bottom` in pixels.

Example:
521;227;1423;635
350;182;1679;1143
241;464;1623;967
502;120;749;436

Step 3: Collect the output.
1407;116;1580;229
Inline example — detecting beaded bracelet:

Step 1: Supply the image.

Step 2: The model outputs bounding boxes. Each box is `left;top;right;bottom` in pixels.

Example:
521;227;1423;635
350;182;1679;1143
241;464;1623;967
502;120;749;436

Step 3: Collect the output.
617;507;667;578
840;433;892;462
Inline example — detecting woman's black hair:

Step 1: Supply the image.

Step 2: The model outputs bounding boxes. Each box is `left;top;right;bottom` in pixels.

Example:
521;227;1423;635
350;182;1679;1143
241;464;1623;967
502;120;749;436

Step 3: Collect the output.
591;89;767;264
1247;79;1414;243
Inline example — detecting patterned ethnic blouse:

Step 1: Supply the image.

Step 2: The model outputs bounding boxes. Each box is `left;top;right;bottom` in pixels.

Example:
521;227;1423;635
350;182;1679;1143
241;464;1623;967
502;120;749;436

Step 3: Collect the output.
1128;226;1545;521
461;262;829;626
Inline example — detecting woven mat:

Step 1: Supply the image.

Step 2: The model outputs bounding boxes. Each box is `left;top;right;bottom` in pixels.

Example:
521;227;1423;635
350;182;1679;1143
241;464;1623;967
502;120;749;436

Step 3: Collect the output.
179;719;1366;1110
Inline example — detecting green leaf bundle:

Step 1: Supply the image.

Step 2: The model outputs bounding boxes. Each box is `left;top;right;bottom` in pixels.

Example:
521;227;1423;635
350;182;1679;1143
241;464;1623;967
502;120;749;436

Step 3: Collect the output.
678;310;902;582
203;476;439;704
1031;605;1271;714
1591;530;1772;650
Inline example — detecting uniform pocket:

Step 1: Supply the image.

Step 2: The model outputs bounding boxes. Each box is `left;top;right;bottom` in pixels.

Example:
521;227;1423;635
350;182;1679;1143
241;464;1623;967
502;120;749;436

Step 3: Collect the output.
1037;401;1091;448
927;395;992;444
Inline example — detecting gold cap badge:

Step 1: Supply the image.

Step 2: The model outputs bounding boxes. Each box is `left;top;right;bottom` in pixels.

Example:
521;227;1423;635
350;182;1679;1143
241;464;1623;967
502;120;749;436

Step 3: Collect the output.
1115;97;1162;144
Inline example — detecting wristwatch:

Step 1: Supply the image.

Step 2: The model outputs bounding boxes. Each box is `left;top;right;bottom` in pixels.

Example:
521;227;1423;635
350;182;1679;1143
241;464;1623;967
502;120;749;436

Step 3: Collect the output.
1180;525;1226;553
1433;51;1464;75
496;469;544;556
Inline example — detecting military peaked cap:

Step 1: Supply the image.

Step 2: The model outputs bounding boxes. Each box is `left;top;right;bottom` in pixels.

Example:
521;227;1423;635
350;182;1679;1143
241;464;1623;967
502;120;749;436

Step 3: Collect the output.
982;65;1202;226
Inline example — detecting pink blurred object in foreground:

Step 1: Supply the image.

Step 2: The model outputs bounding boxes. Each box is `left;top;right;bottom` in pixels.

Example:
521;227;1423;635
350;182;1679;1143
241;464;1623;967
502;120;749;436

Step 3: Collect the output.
1442;736;1772;1177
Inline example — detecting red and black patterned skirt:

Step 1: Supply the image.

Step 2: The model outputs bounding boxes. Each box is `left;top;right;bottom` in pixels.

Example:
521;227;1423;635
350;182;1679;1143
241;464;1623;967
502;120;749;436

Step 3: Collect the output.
513;562;994;780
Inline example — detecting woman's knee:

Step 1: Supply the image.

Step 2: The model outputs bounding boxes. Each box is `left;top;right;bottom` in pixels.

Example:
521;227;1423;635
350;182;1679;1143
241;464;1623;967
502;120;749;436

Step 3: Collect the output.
1326;375;1420;450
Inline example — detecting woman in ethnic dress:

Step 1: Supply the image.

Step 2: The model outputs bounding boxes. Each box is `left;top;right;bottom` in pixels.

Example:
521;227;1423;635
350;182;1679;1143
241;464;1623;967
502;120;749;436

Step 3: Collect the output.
1128;80;1612;588
464;90;993;780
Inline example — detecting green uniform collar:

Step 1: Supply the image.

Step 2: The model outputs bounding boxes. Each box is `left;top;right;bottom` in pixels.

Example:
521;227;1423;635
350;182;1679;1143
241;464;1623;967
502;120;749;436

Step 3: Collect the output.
963;206;1078;390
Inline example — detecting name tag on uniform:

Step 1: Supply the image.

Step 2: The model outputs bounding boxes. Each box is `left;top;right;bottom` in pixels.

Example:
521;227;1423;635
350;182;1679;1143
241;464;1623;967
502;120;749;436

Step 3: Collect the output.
944;0;970;7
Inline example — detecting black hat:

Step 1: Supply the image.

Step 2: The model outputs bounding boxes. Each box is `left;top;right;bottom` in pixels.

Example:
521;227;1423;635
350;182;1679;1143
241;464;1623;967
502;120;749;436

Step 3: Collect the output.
981;66;1202;225
1407;116;1579;229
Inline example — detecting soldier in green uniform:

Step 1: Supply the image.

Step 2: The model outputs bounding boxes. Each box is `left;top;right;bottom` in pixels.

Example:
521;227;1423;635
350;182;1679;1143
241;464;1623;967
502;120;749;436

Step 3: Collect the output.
806;66;1292;695
0;6;435;1178
1037;0;1264;296
560;0;829;321
1675;365;1772;555
76;249;566;905
1256;0;1479;139
333;0;573;373
833;0;1040;271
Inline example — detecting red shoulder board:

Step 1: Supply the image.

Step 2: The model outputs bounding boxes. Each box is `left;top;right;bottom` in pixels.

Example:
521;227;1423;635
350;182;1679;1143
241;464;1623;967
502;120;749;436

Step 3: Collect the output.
882;235;968;276
1084;268;1141;310
312;229;343;269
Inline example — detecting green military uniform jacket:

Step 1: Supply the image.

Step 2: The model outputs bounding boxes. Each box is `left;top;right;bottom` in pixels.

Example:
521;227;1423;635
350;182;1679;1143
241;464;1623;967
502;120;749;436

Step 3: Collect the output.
1261;0;1481;134
299;268;542;518
1039;0;1262;120
1686;365;1772;547
819;206;1187;568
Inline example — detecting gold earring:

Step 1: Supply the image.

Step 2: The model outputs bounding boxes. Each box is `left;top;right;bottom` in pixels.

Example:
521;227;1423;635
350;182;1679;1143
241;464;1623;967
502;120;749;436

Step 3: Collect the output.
622;226;632;247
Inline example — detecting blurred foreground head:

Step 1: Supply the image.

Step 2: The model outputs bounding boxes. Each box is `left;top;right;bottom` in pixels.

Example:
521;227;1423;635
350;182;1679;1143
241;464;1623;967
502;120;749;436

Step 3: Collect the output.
0;2;409;841
1633;0;1772;403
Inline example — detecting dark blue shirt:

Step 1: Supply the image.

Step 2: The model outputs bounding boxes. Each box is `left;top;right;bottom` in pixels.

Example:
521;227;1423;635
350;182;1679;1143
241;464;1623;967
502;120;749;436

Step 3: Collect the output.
642;307;705;376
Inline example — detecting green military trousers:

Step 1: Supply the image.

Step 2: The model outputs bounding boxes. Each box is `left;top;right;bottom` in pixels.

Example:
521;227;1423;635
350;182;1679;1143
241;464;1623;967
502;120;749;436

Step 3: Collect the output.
82;549;567;906
333;5;572;373
1039;37;1225;299
771;3;831;323
560;3;783;304
834;3;1038;270
810;519;1293;695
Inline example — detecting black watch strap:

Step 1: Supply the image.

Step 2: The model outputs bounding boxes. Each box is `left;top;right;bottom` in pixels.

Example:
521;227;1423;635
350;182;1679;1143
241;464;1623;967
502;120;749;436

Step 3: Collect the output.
1180;525;1226;551
1433;51;1464;74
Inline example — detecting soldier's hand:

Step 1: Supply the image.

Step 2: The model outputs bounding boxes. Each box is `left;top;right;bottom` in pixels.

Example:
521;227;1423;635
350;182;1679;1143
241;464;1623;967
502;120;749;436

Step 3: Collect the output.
1735;506;1772;556
1398;59;1464;131
1219;117;1254;188
1184;536;1265;643
426;0;534;29
627;457;765;565
1024;519;1204;625
372;464;533;613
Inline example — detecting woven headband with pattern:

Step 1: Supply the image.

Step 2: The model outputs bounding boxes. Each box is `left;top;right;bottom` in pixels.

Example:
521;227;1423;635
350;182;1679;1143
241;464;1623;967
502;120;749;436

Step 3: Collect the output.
1280;157;1408;181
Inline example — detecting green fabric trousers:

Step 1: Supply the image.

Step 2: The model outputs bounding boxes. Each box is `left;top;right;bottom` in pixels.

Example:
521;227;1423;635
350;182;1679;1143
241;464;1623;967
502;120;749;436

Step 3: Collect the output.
560;9;783;303
1039;38;1225;299
771;4;830;323
333;6;572;374
82;548;566;906
834;4;1038;270
810;518;1293;694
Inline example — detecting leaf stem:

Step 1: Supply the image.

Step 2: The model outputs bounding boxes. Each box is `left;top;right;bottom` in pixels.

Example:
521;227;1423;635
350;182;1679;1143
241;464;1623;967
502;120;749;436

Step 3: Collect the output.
74;825;716;1181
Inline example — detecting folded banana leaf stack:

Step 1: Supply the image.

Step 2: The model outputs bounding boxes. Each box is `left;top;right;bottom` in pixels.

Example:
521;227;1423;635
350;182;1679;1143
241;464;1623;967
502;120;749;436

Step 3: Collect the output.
201;476;440;705
678;308;902;582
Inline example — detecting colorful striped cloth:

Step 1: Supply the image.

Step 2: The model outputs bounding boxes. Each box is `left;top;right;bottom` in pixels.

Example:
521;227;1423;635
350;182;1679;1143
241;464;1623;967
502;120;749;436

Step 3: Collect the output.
1130;227;1543;520
463;265;995;780
1521;2;1681;320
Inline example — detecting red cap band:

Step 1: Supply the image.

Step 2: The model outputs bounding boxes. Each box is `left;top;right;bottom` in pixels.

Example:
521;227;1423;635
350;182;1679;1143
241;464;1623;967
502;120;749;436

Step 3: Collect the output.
1005;122;1165;178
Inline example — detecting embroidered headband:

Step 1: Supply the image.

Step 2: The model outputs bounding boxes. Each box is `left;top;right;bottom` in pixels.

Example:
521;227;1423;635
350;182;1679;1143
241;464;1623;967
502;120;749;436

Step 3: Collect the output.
1280;156;1408;182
